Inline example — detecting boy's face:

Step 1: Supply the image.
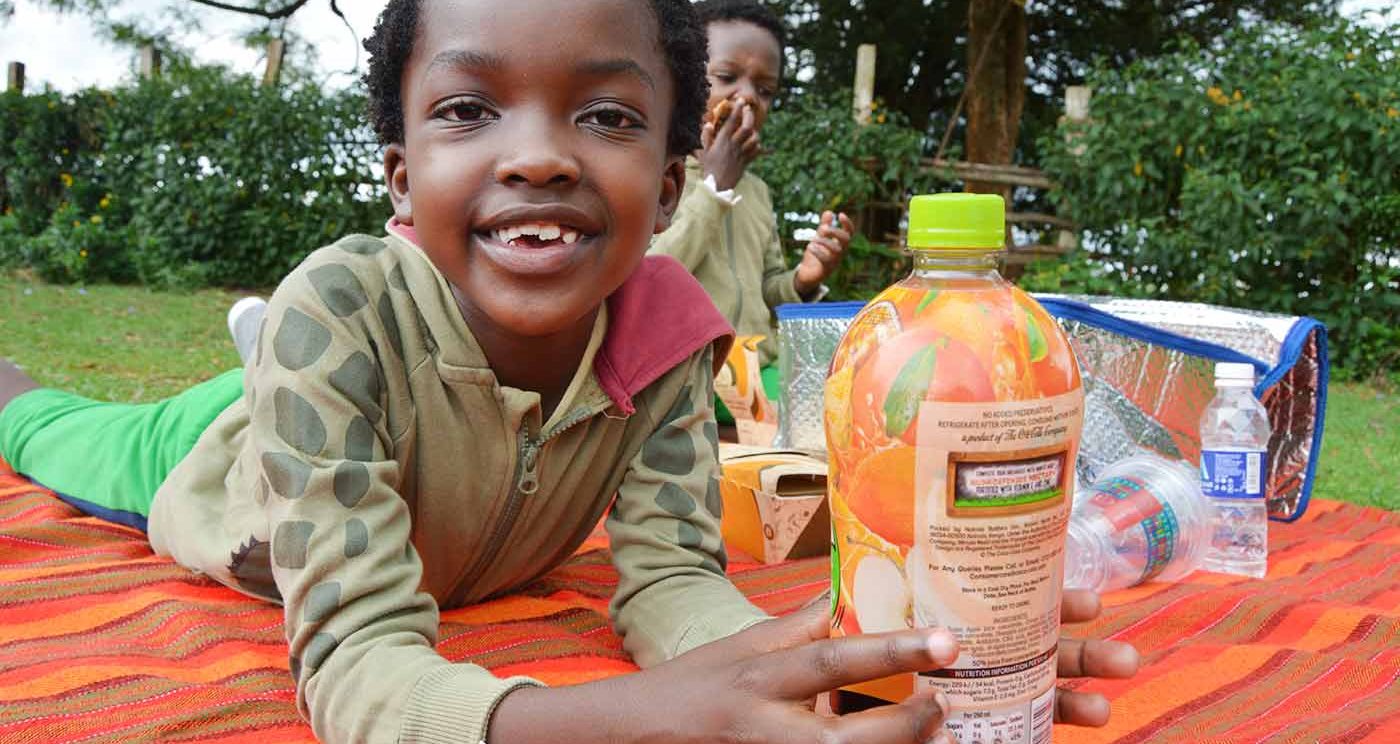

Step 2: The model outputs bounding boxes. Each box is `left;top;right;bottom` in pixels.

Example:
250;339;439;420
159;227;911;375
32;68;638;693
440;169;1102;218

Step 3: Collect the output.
384;0;683;340
704;20;782;133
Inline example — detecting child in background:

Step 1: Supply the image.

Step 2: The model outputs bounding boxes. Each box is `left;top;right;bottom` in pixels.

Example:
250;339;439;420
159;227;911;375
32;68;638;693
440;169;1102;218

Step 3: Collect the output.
0;1;1138;742
650;0;856;418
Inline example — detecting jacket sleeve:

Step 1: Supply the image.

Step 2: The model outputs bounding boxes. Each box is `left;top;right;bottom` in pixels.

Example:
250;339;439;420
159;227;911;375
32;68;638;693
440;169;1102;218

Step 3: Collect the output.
605;345;770;667
647;174;735;273
757;181;808;311
250;261;539;744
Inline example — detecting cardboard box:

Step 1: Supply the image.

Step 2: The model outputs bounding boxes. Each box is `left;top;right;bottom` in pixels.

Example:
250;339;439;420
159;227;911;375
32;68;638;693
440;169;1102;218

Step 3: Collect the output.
719;443;829;564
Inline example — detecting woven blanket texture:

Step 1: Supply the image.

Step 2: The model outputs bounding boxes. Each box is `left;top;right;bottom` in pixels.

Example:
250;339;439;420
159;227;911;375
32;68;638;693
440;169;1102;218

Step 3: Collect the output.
1;464;1396;743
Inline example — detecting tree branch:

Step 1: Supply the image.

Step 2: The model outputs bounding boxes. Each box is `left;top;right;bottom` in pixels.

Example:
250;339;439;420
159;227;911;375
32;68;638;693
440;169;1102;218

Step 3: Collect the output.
186;0;312;21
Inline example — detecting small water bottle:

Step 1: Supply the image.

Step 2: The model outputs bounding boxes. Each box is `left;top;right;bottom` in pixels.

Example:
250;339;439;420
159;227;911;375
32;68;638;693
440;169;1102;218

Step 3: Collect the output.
1199;362;1271;578
1065;455;1211;593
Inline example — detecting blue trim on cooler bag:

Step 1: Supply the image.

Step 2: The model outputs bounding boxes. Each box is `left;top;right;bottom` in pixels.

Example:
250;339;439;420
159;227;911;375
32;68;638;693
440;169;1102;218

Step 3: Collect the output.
1035;297;1329;522
775;301;867;321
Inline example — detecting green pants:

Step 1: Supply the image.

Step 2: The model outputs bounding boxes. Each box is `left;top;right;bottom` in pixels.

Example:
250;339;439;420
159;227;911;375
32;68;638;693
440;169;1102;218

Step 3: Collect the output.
715;364;781;426
0;369;244;530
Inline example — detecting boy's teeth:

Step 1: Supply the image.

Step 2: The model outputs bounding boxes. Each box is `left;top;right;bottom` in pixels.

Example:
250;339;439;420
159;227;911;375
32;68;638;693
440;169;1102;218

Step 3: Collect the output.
489;222;581;245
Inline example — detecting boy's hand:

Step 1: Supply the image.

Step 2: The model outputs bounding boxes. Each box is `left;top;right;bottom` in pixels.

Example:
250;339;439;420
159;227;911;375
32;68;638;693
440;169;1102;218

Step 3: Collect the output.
1055;588;1141;725
794;211;855;297
488;602;960;743
698;98;760;192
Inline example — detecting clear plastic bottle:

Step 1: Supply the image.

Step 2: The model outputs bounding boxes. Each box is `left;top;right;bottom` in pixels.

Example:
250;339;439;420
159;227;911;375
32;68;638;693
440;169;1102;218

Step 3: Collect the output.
1064;455;1211;593
1199;362;1271;578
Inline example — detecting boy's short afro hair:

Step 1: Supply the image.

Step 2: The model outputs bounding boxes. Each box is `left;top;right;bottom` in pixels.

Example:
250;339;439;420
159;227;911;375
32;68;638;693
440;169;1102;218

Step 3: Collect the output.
693;0;785;50
363;0;708;157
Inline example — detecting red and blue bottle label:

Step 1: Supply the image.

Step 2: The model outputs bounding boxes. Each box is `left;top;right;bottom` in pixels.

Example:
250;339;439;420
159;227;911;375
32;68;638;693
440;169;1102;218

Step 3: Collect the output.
1200;449;1267;499
1087;476;1177;583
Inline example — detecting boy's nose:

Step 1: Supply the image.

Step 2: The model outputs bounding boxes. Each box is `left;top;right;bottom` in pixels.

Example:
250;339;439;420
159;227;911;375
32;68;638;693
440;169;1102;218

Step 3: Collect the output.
494;124;581;188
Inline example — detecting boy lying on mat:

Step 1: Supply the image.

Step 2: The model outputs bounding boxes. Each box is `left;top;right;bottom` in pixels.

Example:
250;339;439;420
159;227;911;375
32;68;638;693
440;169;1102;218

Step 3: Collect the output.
0;1;1137;742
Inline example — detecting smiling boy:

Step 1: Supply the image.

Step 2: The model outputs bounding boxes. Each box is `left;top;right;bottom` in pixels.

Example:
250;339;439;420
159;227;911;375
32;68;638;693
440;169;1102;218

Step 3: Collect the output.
0;1;1137;742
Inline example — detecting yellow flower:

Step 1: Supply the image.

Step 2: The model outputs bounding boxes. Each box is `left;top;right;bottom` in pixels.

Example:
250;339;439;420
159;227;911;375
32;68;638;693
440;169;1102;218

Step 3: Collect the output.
72;220;81;227
99;196;111;209
1133;161;1144;177
1174;144;1183;157
60;173;74;188
1243;101;1253;111
1232;89;1242;101
1387;107;1398;119
876;113;887;124
870;100;878;110
61;148;69;156
90;214;102;224
1346;52;1356;61
1206;86;1230;106
80;249;88;258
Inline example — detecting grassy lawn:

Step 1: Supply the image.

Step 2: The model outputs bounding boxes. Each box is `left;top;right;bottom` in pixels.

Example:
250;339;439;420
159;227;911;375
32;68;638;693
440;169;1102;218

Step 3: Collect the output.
1;274;1395;510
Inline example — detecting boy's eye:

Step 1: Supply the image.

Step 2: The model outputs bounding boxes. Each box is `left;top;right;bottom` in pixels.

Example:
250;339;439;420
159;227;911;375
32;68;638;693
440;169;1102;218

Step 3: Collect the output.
711;73;736;85
582;108;642;130
434;99;496;123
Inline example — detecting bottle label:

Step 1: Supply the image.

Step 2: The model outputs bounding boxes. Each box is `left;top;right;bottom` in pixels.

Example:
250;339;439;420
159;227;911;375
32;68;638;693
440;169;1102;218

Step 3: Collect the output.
908;391;1083;742
1200;449;1267;499
1086;476;1179;583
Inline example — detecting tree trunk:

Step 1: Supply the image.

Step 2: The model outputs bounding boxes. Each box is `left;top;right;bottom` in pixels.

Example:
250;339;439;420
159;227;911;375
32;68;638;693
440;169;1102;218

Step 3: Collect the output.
965;0;1027;201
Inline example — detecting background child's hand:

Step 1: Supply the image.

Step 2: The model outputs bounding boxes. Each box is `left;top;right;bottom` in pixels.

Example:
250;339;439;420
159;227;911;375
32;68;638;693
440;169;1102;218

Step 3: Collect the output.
794;210;855;296
698;98;761;192
488;602;961;743
1055;588;1141;726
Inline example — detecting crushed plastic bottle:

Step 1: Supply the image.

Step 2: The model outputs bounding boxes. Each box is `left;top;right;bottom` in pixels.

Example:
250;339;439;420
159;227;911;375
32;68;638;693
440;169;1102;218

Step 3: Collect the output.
1065;454;1211;593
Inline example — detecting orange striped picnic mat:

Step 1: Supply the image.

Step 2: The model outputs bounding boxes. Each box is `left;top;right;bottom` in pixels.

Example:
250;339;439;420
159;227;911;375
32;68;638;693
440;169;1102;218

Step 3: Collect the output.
2;465;1397;743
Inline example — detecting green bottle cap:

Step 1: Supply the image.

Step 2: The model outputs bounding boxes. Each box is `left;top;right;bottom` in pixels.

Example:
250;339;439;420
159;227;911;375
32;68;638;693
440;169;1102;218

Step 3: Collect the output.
907;193;1005;250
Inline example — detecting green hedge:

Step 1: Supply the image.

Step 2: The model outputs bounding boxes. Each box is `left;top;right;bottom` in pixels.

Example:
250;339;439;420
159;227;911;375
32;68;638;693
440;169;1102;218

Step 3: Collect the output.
0;62;385;288
1033;16;1400;381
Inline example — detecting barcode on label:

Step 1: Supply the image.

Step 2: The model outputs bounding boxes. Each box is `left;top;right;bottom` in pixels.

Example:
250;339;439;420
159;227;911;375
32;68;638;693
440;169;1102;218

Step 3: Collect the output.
1031;687;1055;744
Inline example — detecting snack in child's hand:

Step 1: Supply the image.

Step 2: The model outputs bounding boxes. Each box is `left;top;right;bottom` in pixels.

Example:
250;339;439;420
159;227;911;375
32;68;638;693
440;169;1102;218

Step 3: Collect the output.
708;96;749;127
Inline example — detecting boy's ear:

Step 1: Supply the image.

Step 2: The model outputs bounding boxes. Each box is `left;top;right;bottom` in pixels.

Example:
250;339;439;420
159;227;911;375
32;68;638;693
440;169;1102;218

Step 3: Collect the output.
653;155;686;234
383;143;413;225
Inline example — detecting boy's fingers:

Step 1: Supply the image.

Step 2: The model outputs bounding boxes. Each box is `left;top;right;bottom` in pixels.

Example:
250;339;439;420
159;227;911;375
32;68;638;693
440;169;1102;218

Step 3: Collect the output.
1061;589;1102;624
1057;637;1140;679
819;225;853;246
737;602;831;657
719;101;744;136
1055;688;1112;727
701;121;716;150
769;629;958;699
820;690;951;744
838;212;856;232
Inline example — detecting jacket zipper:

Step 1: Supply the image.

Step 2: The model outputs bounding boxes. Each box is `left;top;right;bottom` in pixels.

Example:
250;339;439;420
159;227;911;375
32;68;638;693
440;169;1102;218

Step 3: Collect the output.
448;401;607;604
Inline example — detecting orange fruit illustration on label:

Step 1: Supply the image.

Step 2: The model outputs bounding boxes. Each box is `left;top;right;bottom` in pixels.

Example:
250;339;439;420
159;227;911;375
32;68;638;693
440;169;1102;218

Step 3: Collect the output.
851;328;996;449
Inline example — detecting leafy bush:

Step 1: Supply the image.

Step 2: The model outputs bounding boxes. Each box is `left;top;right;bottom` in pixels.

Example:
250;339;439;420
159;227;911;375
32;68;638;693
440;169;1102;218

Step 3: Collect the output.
1039;16;1400;380
753;88;935;299
0;62;385;288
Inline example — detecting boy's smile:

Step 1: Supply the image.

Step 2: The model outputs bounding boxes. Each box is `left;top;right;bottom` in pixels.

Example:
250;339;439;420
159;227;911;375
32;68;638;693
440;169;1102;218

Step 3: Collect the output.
384;0;684;367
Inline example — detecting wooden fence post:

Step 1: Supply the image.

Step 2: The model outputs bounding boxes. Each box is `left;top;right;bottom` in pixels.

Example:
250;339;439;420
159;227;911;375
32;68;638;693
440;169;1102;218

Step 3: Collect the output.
1057;85;1092;251
6;61;22;93
140;45;161;79
262;39;286;88
852;43;876;124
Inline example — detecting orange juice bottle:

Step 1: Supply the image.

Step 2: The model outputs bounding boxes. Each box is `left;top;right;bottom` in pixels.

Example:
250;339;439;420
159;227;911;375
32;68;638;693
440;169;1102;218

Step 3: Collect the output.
825;193;1084;743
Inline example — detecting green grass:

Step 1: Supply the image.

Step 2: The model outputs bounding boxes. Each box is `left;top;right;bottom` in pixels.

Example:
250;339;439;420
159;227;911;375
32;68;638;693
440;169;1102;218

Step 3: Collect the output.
1314;381;1399;511
1;274;1395;510
0;274;250;401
